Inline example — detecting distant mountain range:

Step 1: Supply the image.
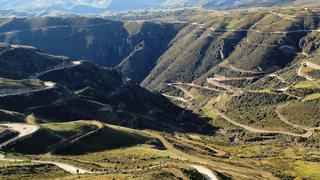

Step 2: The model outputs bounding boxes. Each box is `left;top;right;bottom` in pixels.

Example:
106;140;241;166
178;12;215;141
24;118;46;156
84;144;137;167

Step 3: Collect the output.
0;0;165;16
0;0;318;17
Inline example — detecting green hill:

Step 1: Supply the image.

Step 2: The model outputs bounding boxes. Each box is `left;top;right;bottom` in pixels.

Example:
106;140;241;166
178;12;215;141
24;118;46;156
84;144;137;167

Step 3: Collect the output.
0;17;184;83
3;121;152;155
0;44;212;133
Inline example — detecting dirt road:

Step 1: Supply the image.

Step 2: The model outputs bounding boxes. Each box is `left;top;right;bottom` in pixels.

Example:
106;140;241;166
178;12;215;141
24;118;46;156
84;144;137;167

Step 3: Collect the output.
191;165;218;180
0;123;94;175
214;109;312;138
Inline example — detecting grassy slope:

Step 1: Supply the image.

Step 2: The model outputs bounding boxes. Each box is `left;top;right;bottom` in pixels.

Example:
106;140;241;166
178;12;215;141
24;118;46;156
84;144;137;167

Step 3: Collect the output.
4;121;152;155
0;17;184;83
0;162;69;180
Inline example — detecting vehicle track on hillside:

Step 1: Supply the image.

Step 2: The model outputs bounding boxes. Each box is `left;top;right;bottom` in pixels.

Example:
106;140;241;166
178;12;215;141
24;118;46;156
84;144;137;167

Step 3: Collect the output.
142;130;276;179
297;61;320;81
174;134;227;157
0;123;95;175
192;22;320;34
269;74;288;84
163;83;195;103
219;61;268;74
191;165;218;180
269;12;298;21
0;61;83;97
0;81;56;97
46;122;104;154
209;75;261;81
214;109;312;138
275;109;313;137
28;61;83;79
206;78;237;93
169;82;222;92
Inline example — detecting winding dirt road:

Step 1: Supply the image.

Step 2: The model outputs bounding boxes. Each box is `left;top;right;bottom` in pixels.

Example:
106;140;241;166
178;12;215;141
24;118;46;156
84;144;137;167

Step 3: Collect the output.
169;82;222;92
269;74;287;84
207;78;236;93
214;109;312;138
143;130;276;179
209;74;260;81
0;123;94;175
220;62;267;74
0;123;39;148
276;109;313;137
192;21;320;34
297;61;320;81
0;60;83;97
0;81;56;97
163;83;195;103
163;94;192;103
29;61;83;79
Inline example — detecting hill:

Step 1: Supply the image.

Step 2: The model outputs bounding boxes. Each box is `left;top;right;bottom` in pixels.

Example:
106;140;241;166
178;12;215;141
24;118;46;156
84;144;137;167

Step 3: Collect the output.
0;0;319;17
3;121;153;155
0;17;184;83
0;44;213;133
203;0;291;9
0;7;320;179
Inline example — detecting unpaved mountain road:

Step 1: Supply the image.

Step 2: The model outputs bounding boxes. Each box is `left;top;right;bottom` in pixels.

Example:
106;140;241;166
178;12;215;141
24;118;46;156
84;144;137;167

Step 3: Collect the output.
0;60;83;97
207;78;237;93
214;109;312;138
220;62;267;74
163;94;192;103
0;122;219;177
209;75;260;81
0;123;94;175
269;74;287;84
0;123;39;148
297;61;320;81
0;81;56;97
169;82;222;92
276;109;313;137
143;130;276;179
163;83;195;102
29;60;83;79
192;22;320;34
191;165;218;180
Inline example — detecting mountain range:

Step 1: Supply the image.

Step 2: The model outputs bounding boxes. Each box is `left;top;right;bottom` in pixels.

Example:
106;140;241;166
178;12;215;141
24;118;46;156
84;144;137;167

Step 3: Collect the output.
0;2;320;180
0;0;318;17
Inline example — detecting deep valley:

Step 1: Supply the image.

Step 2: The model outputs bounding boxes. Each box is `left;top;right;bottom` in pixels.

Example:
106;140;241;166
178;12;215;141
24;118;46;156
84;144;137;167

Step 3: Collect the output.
0;1;319;180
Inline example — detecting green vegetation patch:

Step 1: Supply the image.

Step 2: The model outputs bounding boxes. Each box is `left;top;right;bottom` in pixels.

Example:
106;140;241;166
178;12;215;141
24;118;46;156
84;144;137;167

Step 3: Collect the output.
53;126;150;155
308;69;320;79
294;81;320;89
42;121;97;138
0;78;43;89
3;121;97;154
304;93;320;101
292;161;320;179
229;92;293;107
226;105;303;133
0;162;68;180
3;128;62;154
280;101;320;127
